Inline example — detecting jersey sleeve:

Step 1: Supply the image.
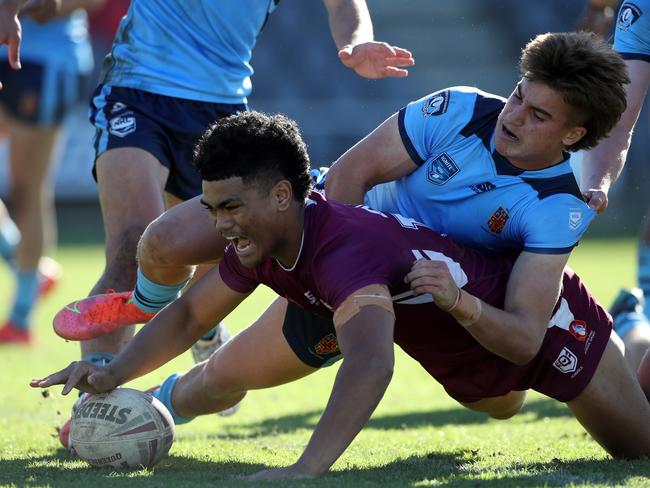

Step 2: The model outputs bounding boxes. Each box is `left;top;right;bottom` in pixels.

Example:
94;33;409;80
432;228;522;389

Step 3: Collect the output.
519;197;596;254
312;235;394;311
218;245;260;294
398;87;476;166
614;2;650;61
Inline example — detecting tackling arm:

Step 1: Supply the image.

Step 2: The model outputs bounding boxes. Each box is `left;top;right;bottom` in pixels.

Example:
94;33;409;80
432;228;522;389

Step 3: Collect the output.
407;252;569;365
581;60;650;212
326;113;418;204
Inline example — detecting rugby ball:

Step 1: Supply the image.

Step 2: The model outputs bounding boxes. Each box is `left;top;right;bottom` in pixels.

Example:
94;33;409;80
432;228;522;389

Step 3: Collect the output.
69;387;175;469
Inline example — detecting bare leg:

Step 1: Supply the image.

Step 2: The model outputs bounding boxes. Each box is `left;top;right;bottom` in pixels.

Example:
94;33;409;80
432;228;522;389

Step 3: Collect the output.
171;297;315;417
81;147;169;357
137;195;226;285
8;120;60;270
460;390;527;420
567;334;650;458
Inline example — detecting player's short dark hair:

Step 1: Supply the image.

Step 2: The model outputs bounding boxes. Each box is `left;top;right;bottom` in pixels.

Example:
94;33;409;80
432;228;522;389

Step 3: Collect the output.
520;31;629;151
193;111;312;201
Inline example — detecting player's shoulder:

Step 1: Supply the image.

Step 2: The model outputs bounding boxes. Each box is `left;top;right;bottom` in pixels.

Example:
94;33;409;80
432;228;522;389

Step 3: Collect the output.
615;1;650;56
404;86;505;140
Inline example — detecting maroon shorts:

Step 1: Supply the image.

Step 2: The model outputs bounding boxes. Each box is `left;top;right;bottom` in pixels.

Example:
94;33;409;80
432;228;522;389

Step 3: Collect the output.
394;267;612;403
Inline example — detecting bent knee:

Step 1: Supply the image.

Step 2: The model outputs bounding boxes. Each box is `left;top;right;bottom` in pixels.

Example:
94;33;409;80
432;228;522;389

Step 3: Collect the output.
138;218;183;267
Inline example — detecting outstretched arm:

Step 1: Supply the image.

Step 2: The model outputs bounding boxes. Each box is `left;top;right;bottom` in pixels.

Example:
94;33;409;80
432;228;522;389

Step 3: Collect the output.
322;0;414;79
326;113;418;204
247;285;395;480
581;59;650;212
30;267;248;394
406;251;569;365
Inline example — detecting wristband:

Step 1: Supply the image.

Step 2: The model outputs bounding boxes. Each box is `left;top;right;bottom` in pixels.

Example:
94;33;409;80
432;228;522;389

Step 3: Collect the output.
449;289;482;328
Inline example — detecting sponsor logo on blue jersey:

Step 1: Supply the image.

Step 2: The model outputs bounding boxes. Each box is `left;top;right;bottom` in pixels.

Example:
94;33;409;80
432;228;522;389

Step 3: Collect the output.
470;181;496;194
109;113;136;138
487;206;509;234
426;153;459;185
422;90;450;117
618;3;642;29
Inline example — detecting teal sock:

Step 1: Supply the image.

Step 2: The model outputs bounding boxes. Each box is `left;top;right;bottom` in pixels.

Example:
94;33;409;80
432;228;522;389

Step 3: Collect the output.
0;216;19;264
9;268;39;329
131;268;189;314
151;373;194;425
82;352;114;366
638;244;650;317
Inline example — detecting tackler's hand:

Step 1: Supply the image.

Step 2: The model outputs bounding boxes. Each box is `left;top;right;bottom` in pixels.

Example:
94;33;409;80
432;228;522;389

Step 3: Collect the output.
404;258;460;311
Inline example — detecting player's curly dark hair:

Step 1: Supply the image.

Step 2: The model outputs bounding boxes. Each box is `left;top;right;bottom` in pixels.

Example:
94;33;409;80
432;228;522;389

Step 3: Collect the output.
193;111;312;201
520;31;630;151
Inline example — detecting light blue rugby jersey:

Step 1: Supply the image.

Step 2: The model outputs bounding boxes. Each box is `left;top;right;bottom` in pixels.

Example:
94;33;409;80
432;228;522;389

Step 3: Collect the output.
364;87;596;254
0;11;92;73
101;0;279;104
614;1;650;60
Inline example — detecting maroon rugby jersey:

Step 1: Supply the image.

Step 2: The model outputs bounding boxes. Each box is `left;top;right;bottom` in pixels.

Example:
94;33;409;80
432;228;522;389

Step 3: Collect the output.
219;192;611;402
219;192;514;360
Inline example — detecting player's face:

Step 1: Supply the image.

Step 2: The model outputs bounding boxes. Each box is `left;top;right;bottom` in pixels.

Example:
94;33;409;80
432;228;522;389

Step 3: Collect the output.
494;79;586;169
201;177;280;268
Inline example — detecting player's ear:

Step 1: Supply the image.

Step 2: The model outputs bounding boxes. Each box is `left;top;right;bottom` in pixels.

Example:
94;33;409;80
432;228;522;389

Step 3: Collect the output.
272;180;293;211
562;125;586;147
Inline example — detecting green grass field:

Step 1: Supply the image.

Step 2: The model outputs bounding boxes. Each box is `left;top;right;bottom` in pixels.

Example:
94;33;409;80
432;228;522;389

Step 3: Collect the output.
1;237;649;487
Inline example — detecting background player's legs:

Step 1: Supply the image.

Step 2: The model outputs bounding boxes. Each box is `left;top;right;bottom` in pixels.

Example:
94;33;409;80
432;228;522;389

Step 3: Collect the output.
164;298;317;419
460;390;527;420
567;334;650;458
81;147;169;357
8;121;59;270
1;120;60;339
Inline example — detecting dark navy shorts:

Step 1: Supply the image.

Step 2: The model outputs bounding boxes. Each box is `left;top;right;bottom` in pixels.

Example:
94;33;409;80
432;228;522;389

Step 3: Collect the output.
283;268;611;403
283;301;342;368
89;85;246;200
0;59;88;126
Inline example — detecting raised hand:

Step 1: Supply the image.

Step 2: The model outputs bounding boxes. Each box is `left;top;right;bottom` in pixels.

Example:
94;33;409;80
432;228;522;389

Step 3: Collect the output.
338;41;414;79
